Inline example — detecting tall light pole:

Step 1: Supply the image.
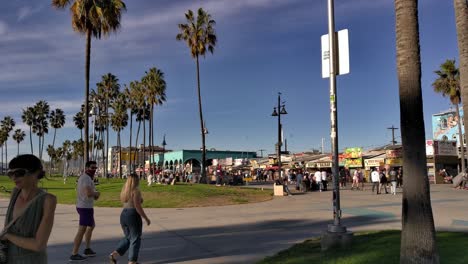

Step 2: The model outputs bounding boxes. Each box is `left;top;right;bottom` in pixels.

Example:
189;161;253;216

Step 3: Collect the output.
162;134;167;170
327;0;346;234
271;92;287;179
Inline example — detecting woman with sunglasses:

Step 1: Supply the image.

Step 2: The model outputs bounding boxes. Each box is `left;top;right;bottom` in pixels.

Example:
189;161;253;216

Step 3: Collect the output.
1;154;57;263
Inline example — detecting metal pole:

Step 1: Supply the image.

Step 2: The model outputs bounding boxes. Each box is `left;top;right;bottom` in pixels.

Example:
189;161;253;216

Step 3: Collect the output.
277;93;282;179
328;0;346;233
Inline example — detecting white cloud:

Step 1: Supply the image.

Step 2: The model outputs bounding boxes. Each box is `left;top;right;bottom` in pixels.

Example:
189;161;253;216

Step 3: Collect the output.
17;5;44;22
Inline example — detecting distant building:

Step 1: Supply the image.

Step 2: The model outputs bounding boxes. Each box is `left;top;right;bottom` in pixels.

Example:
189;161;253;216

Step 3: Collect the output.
432;109;465;146
108;144;167;175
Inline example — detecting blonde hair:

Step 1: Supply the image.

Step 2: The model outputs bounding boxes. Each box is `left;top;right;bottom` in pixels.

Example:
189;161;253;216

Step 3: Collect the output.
120;174;140;203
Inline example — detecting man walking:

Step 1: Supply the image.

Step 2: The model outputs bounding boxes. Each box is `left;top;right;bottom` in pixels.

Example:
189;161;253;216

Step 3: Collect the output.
389;168;398;195
70;161;100;262
379;168;389;194
321;169;328;191
371;168;380;194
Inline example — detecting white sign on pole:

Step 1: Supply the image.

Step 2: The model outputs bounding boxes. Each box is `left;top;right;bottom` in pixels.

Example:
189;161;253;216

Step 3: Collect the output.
321;29;350;78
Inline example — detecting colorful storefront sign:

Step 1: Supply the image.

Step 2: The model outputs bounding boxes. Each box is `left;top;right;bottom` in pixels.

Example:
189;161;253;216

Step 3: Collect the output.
344;147;363;168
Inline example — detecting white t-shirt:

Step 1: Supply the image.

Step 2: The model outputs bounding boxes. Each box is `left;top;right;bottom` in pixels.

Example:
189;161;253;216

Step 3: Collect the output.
314;171;322;182
371;171;380;183
77;173;95;208
321;171;327;181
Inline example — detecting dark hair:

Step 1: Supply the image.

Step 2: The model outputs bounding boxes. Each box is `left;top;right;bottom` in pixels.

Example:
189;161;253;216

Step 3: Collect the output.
9;154;45;179
85;161;97;168
129;173;138;178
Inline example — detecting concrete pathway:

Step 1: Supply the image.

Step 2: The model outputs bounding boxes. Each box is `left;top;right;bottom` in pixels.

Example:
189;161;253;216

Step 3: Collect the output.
1;184;467;264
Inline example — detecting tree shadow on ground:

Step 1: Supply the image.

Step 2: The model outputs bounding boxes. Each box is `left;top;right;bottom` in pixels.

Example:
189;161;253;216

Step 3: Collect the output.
47;215;396;264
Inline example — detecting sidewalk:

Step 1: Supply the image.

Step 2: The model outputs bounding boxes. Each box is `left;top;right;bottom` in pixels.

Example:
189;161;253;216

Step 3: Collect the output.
1;184;467;264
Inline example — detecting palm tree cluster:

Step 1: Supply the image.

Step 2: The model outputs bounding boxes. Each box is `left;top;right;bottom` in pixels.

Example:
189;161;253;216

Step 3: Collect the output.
0;116;16;174
74;70;166;177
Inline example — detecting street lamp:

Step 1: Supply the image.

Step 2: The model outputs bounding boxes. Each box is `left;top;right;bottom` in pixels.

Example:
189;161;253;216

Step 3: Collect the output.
271;92;287;180
161;134;167;170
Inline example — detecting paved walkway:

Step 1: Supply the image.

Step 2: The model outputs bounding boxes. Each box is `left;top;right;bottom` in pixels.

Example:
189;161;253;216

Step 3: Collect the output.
1;184;467;264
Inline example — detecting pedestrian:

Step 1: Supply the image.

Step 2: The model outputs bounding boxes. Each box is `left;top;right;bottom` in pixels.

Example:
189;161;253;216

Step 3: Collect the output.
1;154;57;264
389;168;398;195
109;173;151;264
147;170;153;187
371;168;380;194
321;170;328;191
351;169;360;190
314;170;322;191
70;161;100;262
296;170;303;191
379;168;389;194
397;167;403;188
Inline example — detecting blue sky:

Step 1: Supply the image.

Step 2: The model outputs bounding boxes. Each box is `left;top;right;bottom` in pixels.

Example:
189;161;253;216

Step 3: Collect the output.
0;0;460;159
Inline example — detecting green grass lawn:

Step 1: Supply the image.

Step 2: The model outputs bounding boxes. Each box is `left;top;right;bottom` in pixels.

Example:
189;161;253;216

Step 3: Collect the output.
259;230;468;264
0;176;273;208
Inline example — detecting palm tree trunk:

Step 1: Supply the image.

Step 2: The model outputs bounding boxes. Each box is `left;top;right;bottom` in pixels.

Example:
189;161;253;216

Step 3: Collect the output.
395;0;439;263
143;114;146;178
80;128;83;167
38;136;41;160
17;142;19;156
150;105;154;174
84;29;91;165
106;100;110;179
196;55;207;183
118;131;122;178
29;126;33;154
455;103;465;172
129;112;133;173
50;128;57;175
454;0;468;167
5;142;7;170
134;120;141;167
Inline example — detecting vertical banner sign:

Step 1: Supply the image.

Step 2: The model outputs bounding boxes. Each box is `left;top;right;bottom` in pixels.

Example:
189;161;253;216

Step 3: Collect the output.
321;29;350;78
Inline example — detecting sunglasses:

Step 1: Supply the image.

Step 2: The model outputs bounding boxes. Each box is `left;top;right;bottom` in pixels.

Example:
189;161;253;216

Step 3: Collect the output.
7;168;29;179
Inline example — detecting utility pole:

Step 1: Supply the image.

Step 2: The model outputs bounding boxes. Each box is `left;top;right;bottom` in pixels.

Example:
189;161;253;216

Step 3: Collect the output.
322;138;325;154
387;125;399;145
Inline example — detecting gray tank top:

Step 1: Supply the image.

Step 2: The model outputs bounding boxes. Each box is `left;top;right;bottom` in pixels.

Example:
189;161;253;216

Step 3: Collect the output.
5;188;48;264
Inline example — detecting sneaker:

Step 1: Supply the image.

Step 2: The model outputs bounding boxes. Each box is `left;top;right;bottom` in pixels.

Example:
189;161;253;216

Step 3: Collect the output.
69;254;87;262
84;248;96;257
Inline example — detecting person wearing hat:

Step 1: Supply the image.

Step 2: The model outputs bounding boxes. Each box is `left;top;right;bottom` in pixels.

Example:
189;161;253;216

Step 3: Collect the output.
1;154;57;263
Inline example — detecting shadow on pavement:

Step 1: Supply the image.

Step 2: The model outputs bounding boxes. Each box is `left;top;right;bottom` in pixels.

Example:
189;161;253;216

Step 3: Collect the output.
49;215;396;264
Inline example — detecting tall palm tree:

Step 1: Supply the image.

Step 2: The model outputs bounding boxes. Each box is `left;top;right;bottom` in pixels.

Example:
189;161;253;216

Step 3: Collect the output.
176;8;217;182
73;110;85;166
124;83;138;172
454;0;468;159
394;0;439;263
21;107;36;154
50;108;66;149
111;93;128;178
62;140;72;176
33;100;50;160
0;130;7;174
52;0;127;164
432;59;465;172
49;108;66;176
97;73;120;178
1;116;15;168
132;81;146;169
142;68;167;171
12;129;26;156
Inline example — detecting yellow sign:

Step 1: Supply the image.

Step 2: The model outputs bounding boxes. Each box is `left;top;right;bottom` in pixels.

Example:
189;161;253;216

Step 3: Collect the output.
386;158;402;166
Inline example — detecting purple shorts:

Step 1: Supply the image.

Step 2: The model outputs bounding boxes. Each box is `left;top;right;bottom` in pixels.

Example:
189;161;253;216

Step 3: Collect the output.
76;208;95;227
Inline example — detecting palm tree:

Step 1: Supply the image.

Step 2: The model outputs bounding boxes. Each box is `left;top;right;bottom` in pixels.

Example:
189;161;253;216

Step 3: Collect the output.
1;116;15;168
111;93;128;178
22;107;36;154
394;0;439;263
33;100;50;160
52;0;127;164
124;83;138;172
0;130;7;174
50;108;66;149
142;68;167;171
12;129;26;156
62;140;72;177
454;1;468;159
97;73;120;178
177;8;217;182
132;81;146;169
73;110;85;166
432;59;465;172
